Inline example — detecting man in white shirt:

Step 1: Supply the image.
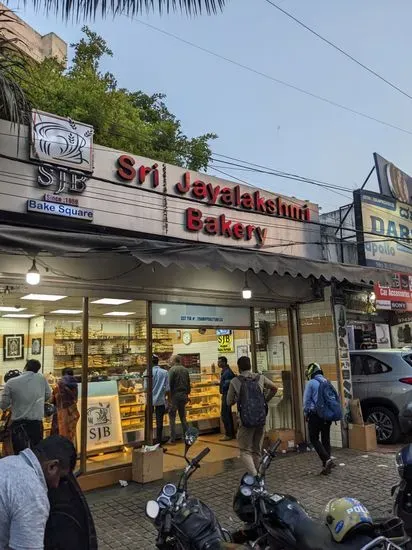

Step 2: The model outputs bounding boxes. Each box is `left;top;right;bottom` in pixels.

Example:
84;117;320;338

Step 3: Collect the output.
0;359;51;453
0;435;75;550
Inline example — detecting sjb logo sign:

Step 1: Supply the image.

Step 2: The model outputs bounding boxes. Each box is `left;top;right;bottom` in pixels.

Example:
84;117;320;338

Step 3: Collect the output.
30;110;94;172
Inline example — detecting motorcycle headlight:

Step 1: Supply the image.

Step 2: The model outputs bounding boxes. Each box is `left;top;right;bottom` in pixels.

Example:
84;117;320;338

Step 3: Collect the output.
240;485;253;497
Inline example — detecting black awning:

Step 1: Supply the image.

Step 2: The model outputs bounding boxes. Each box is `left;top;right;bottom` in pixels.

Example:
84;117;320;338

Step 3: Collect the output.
0;223;391;285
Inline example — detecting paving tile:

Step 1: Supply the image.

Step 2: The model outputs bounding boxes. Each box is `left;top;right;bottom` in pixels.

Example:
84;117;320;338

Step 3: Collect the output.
87;448;399;549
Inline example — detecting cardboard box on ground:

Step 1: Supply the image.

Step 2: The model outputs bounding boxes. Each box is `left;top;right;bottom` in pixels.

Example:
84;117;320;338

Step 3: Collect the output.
132;447;164;484
265;429;303;453
348;399;377;452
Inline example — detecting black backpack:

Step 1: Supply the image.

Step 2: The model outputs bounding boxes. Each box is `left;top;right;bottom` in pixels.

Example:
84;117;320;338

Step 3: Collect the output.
238;375;267;428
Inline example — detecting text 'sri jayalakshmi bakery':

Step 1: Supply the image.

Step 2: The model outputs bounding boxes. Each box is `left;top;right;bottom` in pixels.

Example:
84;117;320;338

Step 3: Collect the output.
0;111;388;487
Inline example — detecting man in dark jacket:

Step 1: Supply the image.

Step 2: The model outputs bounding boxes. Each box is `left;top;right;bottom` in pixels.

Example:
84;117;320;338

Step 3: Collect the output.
168;355;191;444
218;356;236;441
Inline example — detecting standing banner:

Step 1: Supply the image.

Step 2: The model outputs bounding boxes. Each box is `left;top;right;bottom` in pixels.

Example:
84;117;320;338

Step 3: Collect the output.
77;381;123;453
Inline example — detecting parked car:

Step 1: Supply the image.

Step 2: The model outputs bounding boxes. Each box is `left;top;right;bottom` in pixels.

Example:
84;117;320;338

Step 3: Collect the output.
350;349;412;444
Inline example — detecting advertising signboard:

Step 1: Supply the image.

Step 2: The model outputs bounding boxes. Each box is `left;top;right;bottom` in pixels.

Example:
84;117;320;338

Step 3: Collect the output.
374;272;412;312
354;190;412;271
77;381;123;452
374;153;412;205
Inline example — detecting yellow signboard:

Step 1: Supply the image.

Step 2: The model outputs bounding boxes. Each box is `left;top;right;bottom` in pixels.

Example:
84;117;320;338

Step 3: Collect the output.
217;333;234;353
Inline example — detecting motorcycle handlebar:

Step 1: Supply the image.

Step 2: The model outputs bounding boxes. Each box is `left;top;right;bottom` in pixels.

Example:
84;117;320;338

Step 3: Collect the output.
268;439;281;456
164;511;172;534
192;447;210;466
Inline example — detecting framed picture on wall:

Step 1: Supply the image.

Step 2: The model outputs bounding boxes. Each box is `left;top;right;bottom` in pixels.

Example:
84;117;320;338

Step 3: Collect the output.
3;335;24;361
31;338;42;356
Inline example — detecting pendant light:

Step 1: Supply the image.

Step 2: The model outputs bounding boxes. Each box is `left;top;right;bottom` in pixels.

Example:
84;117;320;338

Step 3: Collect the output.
242;271;252;300
26;259;40;286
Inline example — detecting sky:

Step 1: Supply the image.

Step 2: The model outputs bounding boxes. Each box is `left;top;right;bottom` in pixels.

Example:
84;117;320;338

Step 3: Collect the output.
9;0;412;213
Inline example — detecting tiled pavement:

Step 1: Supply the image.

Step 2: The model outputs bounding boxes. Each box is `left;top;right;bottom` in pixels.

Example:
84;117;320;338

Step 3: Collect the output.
86;448;400;549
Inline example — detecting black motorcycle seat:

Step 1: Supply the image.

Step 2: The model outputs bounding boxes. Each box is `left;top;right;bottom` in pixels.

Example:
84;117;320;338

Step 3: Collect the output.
293;516;373;550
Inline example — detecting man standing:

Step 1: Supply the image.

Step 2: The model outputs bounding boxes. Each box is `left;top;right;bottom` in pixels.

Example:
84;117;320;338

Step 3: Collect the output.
144;355;169;445
168;355;191;444
303;362;336;475
0;435;76;549
218;356;236;441
0;359;51;453
227;356;277;476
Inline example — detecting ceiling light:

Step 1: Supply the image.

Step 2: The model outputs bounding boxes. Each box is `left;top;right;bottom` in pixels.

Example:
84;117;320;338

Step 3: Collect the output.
51;310;83;314
159;308;167;316
22;294;67;301
26;259;40;286
103;311;136;317
0;307;26;312
242;272;252;300
3;314;35;318
92;298;132;305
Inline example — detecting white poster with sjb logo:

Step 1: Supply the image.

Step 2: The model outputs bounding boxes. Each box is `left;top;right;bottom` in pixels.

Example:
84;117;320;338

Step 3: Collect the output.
77;381;123;452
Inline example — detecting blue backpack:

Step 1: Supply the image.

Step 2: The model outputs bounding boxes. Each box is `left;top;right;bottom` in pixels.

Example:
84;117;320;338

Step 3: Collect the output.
316;379;342;422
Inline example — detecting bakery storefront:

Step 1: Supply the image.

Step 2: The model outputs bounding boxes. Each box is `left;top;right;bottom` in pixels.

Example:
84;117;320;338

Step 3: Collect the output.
0;112;387;486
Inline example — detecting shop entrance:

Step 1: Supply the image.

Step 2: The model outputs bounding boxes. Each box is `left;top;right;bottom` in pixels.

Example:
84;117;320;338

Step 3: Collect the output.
150;327;252;441
148;303;253;443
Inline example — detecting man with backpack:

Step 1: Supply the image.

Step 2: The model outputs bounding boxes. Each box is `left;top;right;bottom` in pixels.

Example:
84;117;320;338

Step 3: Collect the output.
227;356;277;476
303;362;342;475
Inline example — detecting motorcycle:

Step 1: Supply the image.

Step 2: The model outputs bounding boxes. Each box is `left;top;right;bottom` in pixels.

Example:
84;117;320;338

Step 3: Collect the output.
393;444;412;538
146;427;236;549
232;439;410;550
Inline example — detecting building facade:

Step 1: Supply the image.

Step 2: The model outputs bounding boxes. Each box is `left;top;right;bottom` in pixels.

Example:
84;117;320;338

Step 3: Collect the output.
0;3;67;64
0;112;387;487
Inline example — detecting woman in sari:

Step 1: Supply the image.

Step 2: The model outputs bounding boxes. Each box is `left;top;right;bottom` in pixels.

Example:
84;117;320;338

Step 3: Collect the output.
51;368;80;444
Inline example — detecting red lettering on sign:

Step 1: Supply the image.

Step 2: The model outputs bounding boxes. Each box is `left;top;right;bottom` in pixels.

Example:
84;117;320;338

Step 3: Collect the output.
192;180;208;200
220;187;233;206
186;207;203;231
233;223;245;240
176;172;191;194
117;155;136;181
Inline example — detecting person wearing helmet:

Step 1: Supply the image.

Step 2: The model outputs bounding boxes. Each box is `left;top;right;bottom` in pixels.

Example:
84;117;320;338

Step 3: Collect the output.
303;362;335;474
323;497;373;543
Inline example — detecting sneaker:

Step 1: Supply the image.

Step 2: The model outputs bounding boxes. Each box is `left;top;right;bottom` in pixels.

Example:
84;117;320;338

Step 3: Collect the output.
220;436;234;442
322;458;334;475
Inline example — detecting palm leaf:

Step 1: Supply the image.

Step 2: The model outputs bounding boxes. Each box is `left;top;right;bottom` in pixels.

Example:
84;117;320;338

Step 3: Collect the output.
0;8;31;124
28;0;227;19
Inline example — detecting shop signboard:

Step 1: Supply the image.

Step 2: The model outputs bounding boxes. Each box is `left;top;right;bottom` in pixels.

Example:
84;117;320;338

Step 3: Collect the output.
217;331;234;353
77;381;123;452
31;110;94;173
374;153;412;205
27;198;94;221
152;303;250;328
0;116;321;259
374;272;412;311
354;189;412;271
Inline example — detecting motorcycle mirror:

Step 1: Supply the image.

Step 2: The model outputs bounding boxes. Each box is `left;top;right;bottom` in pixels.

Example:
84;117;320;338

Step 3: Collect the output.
184;427;199;457
145;500;160;520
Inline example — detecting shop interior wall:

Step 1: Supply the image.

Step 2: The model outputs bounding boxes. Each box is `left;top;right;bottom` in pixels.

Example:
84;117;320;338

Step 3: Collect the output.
169;329;250;372
298;288;342;448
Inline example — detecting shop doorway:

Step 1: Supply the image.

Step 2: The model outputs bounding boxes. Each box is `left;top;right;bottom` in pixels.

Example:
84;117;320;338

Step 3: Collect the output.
150;327;252;442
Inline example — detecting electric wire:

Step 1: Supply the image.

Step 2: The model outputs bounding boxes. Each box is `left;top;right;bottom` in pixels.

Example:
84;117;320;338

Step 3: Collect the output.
263;0;412;102
125;16;412;136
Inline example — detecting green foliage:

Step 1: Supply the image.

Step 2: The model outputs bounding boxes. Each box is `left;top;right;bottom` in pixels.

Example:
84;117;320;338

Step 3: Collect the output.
23;26;216;170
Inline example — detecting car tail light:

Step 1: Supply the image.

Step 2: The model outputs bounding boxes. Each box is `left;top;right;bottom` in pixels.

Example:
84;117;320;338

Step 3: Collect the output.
399;378;412;385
